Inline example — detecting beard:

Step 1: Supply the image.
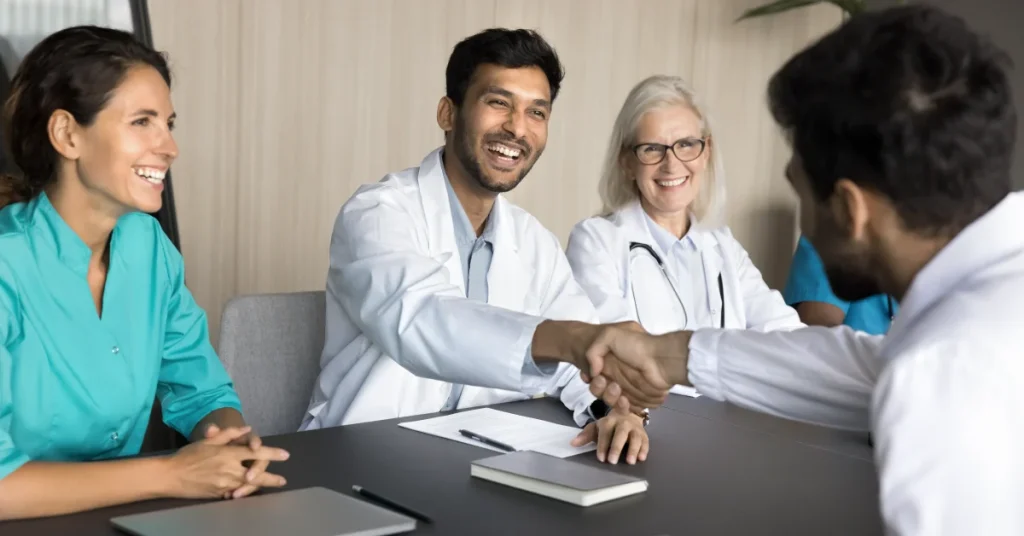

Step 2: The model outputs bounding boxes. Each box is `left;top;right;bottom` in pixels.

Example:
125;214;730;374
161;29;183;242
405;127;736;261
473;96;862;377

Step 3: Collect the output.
452;114;540;193
823;262;882;302
812;209;882;302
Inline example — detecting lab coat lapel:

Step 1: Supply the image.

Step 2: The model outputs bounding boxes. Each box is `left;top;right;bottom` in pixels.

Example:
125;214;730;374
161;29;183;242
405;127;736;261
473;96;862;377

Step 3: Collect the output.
621;201;658;249
486;196;528;312
415;147;467;296
620;202;660;292
696;231;726;327
623;200;727;327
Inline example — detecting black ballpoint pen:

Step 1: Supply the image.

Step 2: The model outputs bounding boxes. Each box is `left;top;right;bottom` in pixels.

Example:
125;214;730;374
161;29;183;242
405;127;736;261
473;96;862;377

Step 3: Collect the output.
352;485;433;524
458;429;517;452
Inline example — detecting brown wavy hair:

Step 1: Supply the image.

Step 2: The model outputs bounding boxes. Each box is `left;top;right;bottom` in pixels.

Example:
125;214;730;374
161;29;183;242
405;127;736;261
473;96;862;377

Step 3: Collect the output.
0;25;170;208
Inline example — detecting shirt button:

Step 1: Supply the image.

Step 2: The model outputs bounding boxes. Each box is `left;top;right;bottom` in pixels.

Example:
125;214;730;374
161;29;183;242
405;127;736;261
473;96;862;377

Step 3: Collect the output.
110;431;119;441
111;346;120;354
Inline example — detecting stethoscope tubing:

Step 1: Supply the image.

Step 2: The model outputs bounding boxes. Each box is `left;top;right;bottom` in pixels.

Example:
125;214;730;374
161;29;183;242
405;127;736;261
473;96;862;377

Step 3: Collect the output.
629;241;725;329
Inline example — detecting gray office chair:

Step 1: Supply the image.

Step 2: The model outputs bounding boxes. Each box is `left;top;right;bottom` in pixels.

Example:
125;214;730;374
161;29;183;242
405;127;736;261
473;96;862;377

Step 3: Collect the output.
217;291;326;436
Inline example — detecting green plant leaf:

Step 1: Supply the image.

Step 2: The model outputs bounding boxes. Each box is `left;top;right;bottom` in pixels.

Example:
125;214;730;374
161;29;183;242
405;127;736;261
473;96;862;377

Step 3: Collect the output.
735;0;868;22
824;0;867;14
735;0;826;22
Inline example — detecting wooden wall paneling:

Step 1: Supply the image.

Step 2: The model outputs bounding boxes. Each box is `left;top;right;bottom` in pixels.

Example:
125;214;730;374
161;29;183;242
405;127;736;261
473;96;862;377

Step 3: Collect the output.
316;0;401;253
689;1;840;288
150;0;842;337
235;0;331;295
149;0;242;345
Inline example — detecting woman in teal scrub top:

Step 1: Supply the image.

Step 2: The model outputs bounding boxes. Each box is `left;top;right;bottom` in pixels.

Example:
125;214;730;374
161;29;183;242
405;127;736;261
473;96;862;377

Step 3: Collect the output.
783;236;897;335
0;26;289;519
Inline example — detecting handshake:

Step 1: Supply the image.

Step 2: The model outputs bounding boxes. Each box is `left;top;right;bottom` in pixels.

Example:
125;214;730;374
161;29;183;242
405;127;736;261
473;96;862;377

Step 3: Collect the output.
537;321;694;411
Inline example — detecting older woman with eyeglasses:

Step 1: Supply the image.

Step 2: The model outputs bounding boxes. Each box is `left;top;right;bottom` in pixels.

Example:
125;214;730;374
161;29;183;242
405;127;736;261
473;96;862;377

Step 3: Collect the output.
565;75;802;396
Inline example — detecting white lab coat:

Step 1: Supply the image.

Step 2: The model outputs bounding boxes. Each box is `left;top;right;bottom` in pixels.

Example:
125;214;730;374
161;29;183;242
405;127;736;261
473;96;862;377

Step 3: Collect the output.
301;148;596;429
687;193;1024;535
565;201;803;334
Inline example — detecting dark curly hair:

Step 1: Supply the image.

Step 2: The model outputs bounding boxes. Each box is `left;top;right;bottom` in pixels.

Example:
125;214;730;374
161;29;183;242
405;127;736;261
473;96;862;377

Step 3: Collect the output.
768;5;1016;236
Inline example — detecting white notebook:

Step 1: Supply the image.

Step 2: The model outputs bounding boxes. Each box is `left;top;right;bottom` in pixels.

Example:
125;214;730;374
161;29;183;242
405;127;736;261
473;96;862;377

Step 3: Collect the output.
471;450;648;507
399;408;596;458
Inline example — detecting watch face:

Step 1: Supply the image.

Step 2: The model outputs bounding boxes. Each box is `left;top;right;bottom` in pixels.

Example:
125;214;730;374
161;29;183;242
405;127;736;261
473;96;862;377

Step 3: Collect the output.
590;399;611;419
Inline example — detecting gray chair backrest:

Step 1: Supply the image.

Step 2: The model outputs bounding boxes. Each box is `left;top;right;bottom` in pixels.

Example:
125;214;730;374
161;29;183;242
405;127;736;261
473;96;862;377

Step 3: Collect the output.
217;291;325;436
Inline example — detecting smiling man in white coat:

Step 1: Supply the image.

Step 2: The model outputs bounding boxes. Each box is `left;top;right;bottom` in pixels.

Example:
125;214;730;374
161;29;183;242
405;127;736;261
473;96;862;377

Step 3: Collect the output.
300;28;649;465
560;6;1024;535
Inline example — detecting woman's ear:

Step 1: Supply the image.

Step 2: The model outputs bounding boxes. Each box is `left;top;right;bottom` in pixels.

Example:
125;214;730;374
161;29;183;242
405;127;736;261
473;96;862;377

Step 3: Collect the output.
47;109;82;161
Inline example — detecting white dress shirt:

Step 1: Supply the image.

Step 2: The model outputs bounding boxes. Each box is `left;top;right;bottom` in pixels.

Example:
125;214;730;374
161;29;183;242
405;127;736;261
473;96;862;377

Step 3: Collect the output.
688;193;1024;535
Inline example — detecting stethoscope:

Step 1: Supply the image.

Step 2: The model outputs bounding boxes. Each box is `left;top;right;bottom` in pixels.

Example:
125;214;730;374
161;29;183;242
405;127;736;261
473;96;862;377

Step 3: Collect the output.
629;241;725;329
886;295;895;321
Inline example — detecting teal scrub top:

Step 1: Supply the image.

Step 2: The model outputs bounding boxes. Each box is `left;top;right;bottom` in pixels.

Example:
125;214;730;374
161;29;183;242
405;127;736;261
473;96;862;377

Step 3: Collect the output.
783;236;897;335
0;193;242;481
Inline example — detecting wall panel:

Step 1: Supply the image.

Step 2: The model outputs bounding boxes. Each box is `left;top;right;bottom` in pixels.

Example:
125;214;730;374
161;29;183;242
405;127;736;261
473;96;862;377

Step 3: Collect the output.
149;0;842;337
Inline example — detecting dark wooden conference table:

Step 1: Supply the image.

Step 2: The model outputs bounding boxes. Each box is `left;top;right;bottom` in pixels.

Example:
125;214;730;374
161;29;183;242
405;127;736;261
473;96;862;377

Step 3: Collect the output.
6;395;882;536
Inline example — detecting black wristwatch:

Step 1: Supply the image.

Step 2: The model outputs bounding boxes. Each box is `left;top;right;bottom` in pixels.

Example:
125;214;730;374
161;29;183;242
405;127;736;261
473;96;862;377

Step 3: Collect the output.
589;399;611;420
589;400;651;427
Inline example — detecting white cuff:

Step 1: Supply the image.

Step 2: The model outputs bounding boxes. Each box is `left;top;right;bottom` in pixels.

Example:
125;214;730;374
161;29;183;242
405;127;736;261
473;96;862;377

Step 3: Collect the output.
687;329;727;401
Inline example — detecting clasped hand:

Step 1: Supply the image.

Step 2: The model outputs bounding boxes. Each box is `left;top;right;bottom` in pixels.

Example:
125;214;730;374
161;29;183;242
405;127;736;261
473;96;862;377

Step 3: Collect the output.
164;425;290;500
576;322;688;411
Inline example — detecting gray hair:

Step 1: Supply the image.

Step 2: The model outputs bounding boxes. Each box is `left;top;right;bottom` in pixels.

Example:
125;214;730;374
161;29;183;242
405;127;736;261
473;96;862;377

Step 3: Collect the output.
598;75;726;225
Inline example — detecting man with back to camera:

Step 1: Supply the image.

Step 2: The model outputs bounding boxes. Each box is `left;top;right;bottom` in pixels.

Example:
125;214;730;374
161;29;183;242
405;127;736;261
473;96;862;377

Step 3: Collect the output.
546;6;1024;534
301;28;651;465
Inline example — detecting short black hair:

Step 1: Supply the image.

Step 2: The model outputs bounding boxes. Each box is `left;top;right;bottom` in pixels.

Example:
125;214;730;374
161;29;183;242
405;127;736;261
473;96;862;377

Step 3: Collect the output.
769;5;1016;236
445;28;564;107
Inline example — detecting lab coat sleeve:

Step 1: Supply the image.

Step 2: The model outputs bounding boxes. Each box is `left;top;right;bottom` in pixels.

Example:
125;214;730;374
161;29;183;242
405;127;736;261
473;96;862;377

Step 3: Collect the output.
552;368;597;427
565;220;634;323
0;273;29;482
330;192;550;392
724;228;803;331
688;325;883;431
533;231;600;427
872;340;1022;536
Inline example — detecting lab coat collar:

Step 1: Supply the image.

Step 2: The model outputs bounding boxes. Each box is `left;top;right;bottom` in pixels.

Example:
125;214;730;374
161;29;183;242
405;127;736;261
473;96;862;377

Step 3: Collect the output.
899;193;1024;324
619;200;724;313
416;147;526;310
620;200;716;255
641;208;706;255
620;200;660;252
441;159;498;246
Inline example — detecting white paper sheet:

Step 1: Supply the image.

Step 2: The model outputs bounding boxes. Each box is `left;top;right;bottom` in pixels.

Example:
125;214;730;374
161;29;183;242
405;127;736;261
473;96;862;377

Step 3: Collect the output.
670;385;701;398
398;408;597;458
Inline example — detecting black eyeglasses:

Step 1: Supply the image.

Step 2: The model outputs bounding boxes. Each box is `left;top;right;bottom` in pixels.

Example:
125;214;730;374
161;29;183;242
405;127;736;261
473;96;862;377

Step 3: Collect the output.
631;137;707;165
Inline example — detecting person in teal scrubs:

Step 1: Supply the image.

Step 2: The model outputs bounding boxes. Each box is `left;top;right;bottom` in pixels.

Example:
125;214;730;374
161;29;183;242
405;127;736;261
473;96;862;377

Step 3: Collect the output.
0;26;289;520
783;235;897;335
